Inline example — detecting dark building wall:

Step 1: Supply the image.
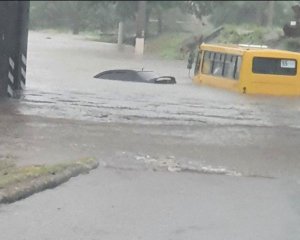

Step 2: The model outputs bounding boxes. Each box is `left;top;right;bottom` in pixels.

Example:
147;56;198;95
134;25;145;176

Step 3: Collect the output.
0;1;29;97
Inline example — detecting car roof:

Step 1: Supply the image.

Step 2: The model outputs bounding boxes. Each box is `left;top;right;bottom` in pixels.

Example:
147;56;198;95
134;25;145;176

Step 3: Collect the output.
94;69;157;79
99;69;154;73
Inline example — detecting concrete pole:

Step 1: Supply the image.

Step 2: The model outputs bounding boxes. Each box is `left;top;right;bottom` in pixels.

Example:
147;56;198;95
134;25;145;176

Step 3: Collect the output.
117;21;124;51
0;1;29;97
135;1;146;56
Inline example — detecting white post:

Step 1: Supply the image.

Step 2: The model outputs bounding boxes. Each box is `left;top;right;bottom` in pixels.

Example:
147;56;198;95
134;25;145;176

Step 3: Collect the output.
135;1;146;56
135;34;144;55
117;21;124;51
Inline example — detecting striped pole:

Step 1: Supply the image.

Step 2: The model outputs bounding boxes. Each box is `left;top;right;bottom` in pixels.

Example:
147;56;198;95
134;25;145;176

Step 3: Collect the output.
7;57;15;97
0;1;29;97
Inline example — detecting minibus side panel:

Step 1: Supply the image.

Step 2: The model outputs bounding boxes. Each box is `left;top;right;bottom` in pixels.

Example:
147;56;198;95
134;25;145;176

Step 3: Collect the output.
198;74;240;92
245;53;300;96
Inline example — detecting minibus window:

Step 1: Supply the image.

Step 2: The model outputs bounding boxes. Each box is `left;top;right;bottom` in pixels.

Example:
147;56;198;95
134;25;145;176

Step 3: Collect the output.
234;56;242;80
210;52;216;73
212;53;225;76
221;54;227;76
223;55;236;79
202;51;213;74
202;52;242;80
252;57;297;76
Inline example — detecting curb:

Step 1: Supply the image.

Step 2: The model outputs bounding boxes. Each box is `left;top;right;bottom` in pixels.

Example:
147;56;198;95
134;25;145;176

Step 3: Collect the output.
0;158;99;204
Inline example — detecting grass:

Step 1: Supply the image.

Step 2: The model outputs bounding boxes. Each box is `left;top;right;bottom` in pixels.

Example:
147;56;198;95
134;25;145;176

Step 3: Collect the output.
143;25;284;60
30;25;288;61
216;24;283;45
0;158;96;189
281;38;300;52
145;32;191;60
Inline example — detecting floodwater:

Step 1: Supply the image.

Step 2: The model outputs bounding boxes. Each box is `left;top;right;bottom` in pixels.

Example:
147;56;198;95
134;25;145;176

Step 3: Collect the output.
0;31;299;240
21;32;300;128
3;31;298;178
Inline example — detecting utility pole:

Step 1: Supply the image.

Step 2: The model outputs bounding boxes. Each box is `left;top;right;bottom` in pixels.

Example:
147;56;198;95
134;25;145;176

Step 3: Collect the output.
267;1;275;28
135;1;146;55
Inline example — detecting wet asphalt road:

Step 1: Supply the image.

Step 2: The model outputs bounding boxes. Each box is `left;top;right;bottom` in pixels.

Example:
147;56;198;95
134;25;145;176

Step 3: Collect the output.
0;169;299;240
0;31;299;239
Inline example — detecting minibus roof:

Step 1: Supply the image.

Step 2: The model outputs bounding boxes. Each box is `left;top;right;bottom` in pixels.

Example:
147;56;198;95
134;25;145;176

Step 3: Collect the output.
200;43;300;57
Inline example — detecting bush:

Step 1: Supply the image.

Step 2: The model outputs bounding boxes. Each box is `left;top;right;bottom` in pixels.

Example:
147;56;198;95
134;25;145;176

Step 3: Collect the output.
145;33;191;60
283;39;300;52
216;25;265;44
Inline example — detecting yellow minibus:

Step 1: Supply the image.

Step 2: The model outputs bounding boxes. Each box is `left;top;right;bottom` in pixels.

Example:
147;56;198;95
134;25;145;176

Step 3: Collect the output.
192;43;300;96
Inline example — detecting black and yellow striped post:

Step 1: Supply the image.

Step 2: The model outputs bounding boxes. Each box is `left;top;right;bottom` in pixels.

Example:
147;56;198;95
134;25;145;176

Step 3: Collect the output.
0;1;29;98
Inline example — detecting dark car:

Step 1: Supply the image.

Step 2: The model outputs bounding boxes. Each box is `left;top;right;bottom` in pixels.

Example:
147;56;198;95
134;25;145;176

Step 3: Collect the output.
94;69;176;84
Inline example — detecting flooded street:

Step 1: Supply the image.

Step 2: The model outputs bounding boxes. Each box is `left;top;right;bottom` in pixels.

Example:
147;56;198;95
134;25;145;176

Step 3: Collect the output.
4;31;300;179
0;31;299;239
20;32;300;128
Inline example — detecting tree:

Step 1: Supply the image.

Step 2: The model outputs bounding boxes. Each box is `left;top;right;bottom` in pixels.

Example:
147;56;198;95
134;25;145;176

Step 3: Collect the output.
208;1;293;27
267;1;275;27
29;1;219;37
136;1;147;38
30;1;62;29
30;1;117;34
182;1;217;21
114;1;138;22
50;1;97;35
85;1;117;32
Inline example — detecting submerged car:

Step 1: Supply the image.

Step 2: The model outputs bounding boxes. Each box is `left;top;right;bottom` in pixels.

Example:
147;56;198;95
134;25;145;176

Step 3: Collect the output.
94;69;176;84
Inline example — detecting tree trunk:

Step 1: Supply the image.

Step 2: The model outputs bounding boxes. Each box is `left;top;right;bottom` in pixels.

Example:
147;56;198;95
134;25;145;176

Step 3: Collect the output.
145;8;151;39
117;21;124;50
72;21;79;35
136;1;146;38
256;8;264;26
71;2;80;35
157;9;162;35
267;1;274;27
255;1;264;26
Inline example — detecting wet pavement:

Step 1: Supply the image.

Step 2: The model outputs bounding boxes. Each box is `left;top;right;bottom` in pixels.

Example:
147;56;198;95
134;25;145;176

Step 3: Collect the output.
0;31;299;239
0;168;299;240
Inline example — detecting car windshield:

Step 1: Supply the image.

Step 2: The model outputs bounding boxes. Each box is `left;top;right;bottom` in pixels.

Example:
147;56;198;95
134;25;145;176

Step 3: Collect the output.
136;71;159;81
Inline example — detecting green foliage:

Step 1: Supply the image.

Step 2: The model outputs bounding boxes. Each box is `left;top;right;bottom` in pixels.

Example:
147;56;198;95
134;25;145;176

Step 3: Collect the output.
85;3;118;32
209;1;293;27
284;38;300;52
217;25;265;44
274;1;296;26
30;1;116;33
29;1;186;36
0;158;96;189
30;1;60;29
145;33;190;60
29;1;296;41
114;1;138;21
182;1;217;20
